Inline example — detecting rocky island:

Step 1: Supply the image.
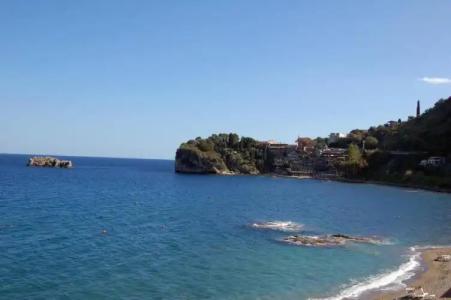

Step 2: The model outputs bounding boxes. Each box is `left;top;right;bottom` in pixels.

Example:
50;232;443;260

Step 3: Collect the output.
27;156;73;168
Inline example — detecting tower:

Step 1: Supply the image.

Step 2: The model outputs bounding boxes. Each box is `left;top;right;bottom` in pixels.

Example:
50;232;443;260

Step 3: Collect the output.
416;100;420;117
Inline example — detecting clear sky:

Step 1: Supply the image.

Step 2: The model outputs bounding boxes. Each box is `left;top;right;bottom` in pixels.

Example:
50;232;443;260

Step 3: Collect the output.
1;1;451;159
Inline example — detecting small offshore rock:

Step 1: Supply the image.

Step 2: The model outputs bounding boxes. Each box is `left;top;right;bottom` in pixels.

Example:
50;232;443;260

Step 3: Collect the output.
282;234;382;247
27;156;73;168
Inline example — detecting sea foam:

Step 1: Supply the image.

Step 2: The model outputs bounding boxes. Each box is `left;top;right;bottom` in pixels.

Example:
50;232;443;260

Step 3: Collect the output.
310;249;421;300
250;221;303;232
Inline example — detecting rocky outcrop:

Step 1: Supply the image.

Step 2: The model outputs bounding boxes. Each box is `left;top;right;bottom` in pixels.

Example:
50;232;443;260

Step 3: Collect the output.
27;156;73;168
282;234;382;247
175;134;264;175
175;148;229;174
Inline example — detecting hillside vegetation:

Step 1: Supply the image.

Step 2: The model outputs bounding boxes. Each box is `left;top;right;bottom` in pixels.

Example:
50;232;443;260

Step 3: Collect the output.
329;97;451;155
349;97;451;189
382;97;451;154
175;133;266;174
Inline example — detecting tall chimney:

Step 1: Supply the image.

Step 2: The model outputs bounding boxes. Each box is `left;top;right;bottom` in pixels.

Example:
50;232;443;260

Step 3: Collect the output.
416;100;420;117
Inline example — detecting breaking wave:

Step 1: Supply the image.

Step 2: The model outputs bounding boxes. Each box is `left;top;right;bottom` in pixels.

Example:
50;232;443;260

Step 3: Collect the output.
413;244;451;250
310;249;421;300
250;221;303;232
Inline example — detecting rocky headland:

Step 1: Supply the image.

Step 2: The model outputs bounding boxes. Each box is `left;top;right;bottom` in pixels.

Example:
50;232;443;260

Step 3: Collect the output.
175;134;265;175
27;156;73;168
175;97;451;192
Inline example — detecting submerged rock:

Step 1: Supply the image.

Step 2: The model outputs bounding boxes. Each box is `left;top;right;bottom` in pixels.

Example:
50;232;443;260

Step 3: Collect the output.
282;234;382;247
27;156;73;168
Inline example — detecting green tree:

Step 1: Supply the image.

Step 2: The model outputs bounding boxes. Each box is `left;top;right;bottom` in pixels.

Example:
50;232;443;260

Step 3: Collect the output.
348;144;362;163
228;133;240;148
365;136;378;149
314;137;327;150
197;139;215;152
239;137;256;150
349;129;366;144
340;144;367;177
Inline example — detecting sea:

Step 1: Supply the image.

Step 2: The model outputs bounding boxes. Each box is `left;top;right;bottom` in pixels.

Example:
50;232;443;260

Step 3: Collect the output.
1;154;451;300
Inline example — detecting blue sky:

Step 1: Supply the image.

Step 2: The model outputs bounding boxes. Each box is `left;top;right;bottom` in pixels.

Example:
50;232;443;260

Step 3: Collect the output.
1;1;450;159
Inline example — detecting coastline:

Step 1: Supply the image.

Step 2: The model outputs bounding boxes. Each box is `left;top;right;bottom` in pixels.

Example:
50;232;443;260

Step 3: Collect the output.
310;247;451;300
330;177;451;194
370;247;451;300
202;172;451;299
265;173;451;194
177;169;451;194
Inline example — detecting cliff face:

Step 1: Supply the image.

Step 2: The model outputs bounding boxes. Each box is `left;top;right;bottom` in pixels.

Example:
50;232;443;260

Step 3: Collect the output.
175;147;229;174
175;134;265;175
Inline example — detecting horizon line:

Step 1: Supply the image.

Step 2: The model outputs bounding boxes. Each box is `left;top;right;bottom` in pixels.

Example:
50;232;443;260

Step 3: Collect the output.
0;152;175;161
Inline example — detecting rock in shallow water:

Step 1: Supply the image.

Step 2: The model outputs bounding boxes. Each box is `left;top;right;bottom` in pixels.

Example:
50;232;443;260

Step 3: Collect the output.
27;156;73;168
282;234;382;247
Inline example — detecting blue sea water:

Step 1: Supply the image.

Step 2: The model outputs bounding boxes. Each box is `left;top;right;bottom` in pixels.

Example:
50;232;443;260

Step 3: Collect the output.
1;154;451;300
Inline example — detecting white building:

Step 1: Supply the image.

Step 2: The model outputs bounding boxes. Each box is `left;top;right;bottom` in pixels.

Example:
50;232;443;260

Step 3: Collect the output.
328;132;346;144
419;156;446;167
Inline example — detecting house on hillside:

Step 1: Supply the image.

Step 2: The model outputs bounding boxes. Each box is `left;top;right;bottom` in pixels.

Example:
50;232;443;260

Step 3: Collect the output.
328;133;346;144
320;148;348;160
419;156;446;167
296;137;315;154
384;120;398;128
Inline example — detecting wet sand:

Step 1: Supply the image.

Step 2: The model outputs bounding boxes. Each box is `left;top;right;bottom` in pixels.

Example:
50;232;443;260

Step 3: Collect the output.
372;248;451;300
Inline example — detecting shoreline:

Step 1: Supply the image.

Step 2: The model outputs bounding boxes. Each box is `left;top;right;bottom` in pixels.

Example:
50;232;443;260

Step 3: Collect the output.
310;247;451;300
265;173;451;194
331;177;451;194
369;247;451;300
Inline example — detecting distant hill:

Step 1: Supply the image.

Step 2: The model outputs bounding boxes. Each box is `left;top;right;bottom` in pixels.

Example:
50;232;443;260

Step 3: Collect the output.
374;96;451;155
359;97;451;190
